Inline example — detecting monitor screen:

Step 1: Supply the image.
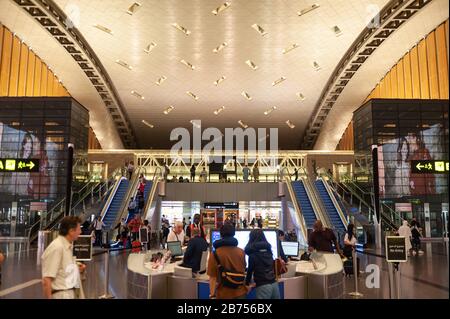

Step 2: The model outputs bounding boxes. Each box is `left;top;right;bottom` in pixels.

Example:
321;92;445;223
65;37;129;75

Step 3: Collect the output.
167;241;183;257
281;241;299;257
210;230;279;262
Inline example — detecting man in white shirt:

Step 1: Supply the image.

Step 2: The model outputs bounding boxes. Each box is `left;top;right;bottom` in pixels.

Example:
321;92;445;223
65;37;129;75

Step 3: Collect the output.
41;216;86;299
93;216;105;247
167;221;186;246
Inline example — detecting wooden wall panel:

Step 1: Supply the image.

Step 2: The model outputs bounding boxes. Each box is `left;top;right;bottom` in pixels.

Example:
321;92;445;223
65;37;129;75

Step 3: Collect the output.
390;65;398;98
410;46;421;99
436;23;449;99
0;29;13;96
426;32;440;99
396;59;405;98
8;36;21;96
25;51;36;96
17;42;29;96
40;63;48;96
33;58;42;96
403;53;413;98
47;70;54;96
418;40;430;99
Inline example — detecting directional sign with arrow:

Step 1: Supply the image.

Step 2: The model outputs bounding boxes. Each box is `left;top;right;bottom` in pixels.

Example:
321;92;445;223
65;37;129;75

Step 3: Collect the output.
411;160;449;174
0;159;40;173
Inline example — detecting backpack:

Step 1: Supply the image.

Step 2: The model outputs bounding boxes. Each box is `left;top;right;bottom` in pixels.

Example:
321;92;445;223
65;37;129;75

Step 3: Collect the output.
213;251;246;289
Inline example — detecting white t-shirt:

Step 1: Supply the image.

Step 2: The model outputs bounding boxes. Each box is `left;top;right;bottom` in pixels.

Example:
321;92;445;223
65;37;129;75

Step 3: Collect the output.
167;230;185;246
344;233;357;246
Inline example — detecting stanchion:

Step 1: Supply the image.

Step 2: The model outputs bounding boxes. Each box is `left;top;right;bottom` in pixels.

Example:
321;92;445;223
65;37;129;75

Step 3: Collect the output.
348;249;363;298
394;263;401;299
99;250;115;299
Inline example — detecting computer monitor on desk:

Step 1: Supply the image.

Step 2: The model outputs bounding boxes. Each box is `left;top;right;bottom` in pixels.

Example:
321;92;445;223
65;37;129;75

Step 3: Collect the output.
281;241;299;257
167;241;183;257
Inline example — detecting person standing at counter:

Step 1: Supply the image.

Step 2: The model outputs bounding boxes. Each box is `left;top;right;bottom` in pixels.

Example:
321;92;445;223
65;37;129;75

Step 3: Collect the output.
207;222;247;299
186;213;206;240
245;229;280;299
180;228;208;273
277;230;288;263
308;220;343;256
167;221;186;246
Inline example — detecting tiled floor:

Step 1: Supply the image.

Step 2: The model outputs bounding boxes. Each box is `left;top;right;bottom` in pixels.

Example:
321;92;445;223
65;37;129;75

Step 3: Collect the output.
0;241;448;299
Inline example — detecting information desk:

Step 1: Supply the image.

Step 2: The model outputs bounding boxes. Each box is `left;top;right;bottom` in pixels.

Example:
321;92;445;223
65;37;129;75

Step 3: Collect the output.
127;250;343;299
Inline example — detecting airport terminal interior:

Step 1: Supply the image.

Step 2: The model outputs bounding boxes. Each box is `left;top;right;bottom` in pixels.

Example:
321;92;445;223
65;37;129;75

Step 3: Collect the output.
0;0;448;300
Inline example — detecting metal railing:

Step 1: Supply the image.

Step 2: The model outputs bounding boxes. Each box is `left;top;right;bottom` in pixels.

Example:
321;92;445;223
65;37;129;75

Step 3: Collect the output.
143;167;162;221
284;178;308;245
301;176;331;229
320;177;349;230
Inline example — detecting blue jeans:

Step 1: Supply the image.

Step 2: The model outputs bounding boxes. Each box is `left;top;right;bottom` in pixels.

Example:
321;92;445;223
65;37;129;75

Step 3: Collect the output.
255;282;280;299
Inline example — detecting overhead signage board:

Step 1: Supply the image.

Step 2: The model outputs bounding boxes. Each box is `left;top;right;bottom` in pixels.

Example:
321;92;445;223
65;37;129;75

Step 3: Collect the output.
411;160;449;174
0;158;40;173
385;236;407;263
73;235;93;261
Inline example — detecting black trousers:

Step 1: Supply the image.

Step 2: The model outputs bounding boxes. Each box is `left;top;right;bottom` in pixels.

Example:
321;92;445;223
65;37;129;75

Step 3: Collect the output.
95;230;103;246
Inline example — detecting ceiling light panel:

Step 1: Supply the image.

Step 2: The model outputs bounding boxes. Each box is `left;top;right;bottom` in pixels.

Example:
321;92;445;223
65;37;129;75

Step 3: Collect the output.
282;43;299;54
241;91;253;101
186;91;199;100
297;93;306;101
245;60;258;70
286;120;296;129
93;24;113;35
212;2;231;15
313;61;321;71
213;42;228;53
238;120;249;129
155;76;167;86
180;59;195;70
298;3;320;16
131;90;144;100
264;106;277;116
214;106;226;115
163;105;174;115
172;23;191;36
214;76;226;86
144;42;157;53
333;26;343;36
142;120;154;128
116;60;132;70
126;2;141;15
272;77;286;86
252;24;268;37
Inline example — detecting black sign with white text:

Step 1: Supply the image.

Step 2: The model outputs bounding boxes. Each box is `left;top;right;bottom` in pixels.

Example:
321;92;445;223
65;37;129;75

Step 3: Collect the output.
73;235;93;261
386;236;407;263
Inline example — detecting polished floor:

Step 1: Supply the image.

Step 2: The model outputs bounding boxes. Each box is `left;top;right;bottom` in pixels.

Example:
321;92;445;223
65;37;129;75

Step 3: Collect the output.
0;241;448;299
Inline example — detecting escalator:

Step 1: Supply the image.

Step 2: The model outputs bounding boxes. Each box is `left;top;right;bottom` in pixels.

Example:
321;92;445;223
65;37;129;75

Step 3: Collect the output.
314;179;347;233
292;181;319;229
101;178;130;229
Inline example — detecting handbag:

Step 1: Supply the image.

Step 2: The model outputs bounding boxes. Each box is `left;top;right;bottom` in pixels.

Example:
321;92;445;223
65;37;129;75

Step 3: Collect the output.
213;251;246;289
274;257;287;277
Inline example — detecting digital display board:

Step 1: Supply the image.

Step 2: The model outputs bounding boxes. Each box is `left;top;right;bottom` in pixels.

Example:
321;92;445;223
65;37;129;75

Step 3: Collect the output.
411;160;449;174
0;159;40;173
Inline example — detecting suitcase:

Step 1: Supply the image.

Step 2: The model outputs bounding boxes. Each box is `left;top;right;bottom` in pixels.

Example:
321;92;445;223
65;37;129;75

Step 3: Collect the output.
344;258;354;276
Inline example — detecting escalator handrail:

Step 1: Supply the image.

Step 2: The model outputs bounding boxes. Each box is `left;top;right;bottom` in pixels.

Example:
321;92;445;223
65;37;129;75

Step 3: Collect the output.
300;177;331;229
143;167;162;220
319;178;348;230
284;178;308;244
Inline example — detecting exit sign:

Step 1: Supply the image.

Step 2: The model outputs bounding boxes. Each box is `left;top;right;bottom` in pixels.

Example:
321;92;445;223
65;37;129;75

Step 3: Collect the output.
0;159;40;173
411;160;449;174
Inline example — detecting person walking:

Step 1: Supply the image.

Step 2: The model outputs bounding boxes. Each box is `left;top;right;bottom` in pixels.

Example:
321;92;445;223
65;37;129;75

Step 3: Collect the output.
245;229;280;299
398;220;413;256
190;164;196;182
343;223;359;276
93;216;105;247
128;214;143;242
41;216;86;299
410;222;422;256
242;165;250;183
308;220;344;256
127;161;135;180
252;165;260;182
199;168;208;183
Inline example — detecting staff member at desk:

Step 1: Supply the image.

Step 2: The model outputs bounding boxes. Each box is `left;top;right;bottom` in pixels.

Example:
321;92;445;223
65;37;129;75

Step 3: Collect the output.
180;228;208;273
308;220;343;256
167;221;186;246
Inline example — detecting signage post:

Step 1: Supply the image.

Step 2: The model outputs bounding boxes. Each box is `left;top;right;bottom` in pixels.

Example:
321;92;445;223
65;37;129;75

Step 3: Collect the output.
385;236;408;299
139;227;149;251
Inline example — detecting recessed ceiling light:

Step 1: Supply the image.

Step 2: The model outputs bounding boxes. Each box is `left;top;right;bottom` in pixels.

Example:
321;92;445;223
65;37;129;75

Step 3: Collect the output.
297;93;306;101
186;91;199;100
213;42;228;53
313;61;321;71
116;60;133;70
241;91;253;101
180;59;195;70
126;2;141;15
172;23;191;36
264;106;277;116
212;2;231;15
214;106;225;115
144;42;157;53
245;60;258;71
238;120;249;129
282;43;299;54
333;26;343;37
251;24;268;37
298;3;320;16
131;90;145;100
155;76;167;86
272;77;286;86
214;76;226;86
93;25;113;35
142;120;154;128
286;120;296;129
163;105;174;115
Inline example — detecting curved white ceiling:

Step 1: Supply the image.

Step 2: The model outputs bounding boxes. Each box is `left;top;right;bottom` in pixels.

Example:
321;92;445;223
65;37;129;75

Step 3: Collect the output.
50;0;389;149
0;0;124;149
314;0;449;150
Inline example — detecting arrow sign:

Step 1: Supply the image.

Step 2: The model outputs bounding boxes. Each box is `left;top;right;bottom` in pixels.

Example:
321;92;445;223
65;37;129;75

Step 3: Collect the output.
26;161;35;170
0;159;40;173
416;163;423;171
411;160;449;174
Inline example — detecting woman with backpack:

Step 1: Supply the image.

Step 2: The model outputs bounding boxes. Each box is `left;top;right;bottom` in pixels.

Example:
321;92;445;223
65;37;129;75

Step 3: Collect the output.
244;229;280;299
